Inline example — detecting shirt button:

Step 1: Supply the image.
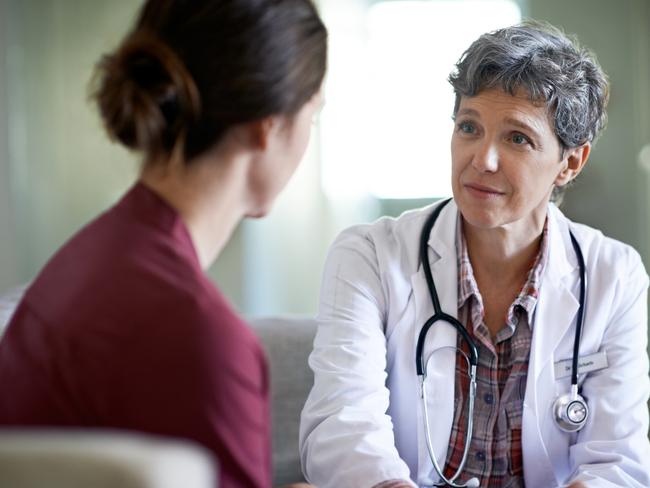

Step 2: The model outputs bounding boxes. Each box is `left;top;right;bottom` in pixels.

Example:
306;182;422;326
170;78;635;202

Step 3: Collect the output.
476;451;486;461
484;393;494;404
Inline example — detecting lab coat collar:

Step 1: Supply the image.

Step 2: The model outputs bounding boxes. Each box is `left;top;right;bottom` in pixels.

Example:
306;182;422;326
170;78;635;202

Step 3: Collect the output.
530;204;581;381
426;199;458;264
544;203;579;285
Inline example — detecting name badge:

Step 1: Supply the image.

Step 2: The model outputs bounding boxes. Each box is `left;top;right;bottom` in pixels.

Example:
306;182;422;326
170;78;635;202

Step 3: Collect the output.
554;351;608;379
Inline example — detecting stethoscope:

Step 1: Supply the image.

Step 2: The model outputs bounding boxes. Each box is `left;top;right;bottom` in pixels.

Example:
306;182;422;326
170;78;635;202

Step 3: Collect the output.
415;199;588;488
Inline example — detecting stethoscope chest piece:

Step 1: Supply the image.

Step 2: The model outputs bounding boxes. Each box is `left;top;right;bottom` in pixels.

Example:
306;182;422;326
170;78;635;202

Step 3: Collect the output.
552;389;589;433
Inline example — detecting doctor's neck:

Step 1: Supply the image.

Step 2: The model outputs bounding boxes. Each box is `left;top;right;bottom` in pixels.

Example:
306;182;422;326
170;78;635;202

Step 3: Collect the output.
462;209;547;286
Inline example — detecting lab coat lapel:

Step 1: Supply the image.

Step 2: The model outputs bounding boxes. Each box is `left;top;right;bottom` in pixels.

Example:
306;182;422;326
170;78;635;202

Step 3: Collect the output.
524;205;580;487
529;206;580;382
410;200;459;485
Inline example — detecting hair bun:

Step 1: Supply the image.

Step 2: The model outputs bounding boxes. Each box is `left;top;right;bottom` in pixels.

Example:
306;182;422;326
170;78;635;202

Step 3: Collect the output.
93;32;200;156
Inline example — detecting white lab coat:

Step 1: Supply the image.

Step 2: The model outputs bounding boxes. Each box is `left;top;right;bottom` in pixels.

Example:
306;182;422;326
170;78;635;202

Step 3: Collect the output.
299;200;650;488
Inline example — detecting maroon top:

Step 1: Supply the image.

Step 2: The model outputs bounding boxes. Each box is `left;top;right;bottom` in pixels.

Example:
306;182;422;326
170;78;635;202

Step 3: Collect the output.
0;183;271;488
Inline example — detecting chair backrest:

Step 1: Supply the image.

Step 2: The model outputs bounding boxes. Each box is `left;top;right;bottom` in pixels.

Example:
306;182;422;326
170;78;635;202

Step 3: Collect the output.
0;429;216;488
250;316;317;486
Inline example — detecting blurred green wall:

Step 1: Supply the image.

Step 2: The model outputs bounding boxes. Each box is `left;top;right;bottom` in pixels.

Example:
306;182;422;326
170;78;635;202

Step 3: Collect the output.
0;0;140;293
526;0;650;268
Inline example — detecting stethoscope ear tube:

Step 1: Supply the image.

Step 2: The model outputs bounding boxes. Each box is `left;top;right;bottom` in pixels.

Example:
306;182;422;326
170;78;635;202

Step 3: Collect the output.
418;199;450;315
569;232;586;389
417;199;478;376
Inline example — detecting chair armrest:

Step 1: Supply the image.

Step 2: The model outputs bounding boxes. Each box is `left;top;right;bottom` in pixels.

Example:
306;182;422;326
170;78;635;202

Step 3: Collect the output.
0;428;217;488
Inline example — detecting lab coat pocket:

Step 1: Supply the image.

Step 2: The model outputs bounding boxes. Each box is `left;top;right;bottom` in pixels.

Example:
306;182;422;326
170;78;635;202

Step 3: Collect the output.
506;402;524;477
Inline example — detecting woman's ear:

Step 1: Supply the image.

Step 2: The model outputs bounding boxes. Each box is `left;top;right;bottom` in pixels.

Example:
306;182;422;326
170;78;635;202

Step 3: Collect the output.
248;117;276;151
555;143;591;187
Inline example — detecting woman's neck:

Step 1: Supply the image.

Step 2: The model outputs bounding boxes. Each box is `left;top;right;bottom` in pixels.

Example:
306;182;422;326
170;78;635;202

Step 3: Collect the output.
139;144;251;270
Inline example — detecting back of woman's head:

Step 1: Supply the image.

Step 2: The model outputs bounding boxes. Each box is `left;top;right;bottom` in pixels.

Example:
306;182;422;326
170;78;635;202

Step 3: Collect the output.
94;0;327;163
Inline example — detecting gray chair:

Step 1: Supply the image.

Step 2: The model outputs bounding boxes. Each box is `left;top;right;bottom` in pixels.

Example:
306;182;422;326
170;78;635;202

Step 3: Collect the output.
252;316;317;485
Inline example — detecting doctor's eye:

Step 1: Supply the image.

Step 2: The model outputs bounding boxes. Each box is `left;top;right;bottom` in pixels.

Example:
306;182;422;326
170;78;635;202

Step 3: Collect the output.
456;120;477;135
510;132;532;146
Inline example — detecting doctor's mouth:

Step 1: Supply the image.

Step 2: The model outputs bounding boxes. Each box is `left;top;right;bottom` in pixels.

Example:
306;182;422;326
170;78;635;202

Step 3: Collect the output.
463;183;506;199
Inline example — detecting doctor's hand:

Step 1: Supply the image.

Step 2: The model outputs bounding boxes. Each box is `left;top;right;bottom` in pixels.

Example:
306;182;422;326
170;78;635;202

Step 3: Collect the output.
566;482;588;488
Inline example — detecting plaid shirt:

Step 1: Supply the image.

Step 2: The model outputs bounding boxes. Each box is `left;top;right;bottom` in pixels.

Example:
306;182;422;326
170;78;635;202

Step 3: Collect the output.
442;219;549;487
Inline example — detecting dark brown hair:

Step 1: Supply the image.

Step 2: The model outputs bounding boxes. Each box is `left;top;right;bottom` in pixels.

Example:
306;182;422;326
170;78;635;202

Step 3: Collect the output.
93;0;327;162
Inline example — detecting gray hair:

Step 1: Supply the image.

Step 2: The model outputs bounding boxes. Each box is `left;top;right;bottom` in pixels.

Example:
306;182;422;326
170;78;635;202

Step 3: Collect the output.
449;21;609;150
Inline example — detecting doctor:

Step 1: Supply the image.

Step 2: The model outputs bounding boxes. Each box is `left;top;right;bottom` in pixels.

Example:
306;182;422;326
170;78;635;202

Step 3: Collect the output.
300;21;650;488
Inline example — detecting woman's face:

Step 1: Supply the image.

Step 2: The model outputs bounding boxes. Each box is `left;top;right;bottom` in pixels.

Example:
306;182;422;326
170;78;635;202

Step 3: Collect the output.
451;88;575;231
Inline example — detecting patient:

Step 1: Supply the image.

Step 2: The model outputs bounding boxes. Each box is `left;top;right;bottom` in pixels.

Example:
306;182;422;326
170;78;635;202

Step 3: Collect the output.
0;1;326;487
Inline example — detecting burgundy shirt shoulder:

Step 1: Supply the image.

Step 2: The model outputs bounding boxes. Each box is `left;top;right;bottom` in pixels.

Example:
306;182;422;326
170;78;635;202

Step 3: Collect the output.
0;183;271;488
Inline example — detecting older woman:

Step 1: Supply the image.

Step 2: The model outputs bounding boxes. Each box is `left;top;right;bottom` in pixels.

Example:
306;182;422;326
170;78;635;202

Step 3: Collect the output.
300;22;649;488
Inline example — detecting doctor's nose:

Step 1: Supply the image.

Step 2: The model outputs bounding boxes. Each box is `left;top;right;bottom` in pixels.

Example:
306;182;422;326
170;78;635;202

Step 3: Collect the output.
471;142;499;173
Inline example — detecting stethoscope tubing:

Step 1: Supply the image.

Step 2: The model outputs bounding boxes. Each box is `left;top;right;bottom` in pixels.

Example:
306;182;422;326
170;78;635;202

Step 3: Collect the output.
416;199;478;375
416;198;587;485
569;231;586;387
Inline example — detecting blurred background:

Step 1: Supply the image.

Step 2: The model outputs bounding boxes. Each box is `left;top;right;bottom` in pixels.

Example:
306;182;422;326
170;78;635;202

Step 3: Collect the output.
0;0;648;318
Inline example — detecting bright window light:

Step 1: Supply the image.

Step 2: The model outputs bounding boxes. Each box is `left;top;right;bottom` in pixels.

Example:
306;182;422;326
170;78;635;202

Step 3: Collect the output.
320;0;522;200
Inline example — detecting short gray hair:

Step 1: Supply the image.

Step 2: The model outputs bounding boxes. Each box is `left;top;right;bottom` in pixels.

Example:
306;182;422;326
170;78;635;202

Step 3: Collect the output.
449;21;609;149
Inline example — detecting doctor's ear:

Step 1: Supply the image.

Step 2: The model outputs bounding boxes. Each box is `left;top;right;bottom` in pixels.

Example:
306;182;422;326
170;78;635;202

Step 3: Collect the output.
555;143;591;187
